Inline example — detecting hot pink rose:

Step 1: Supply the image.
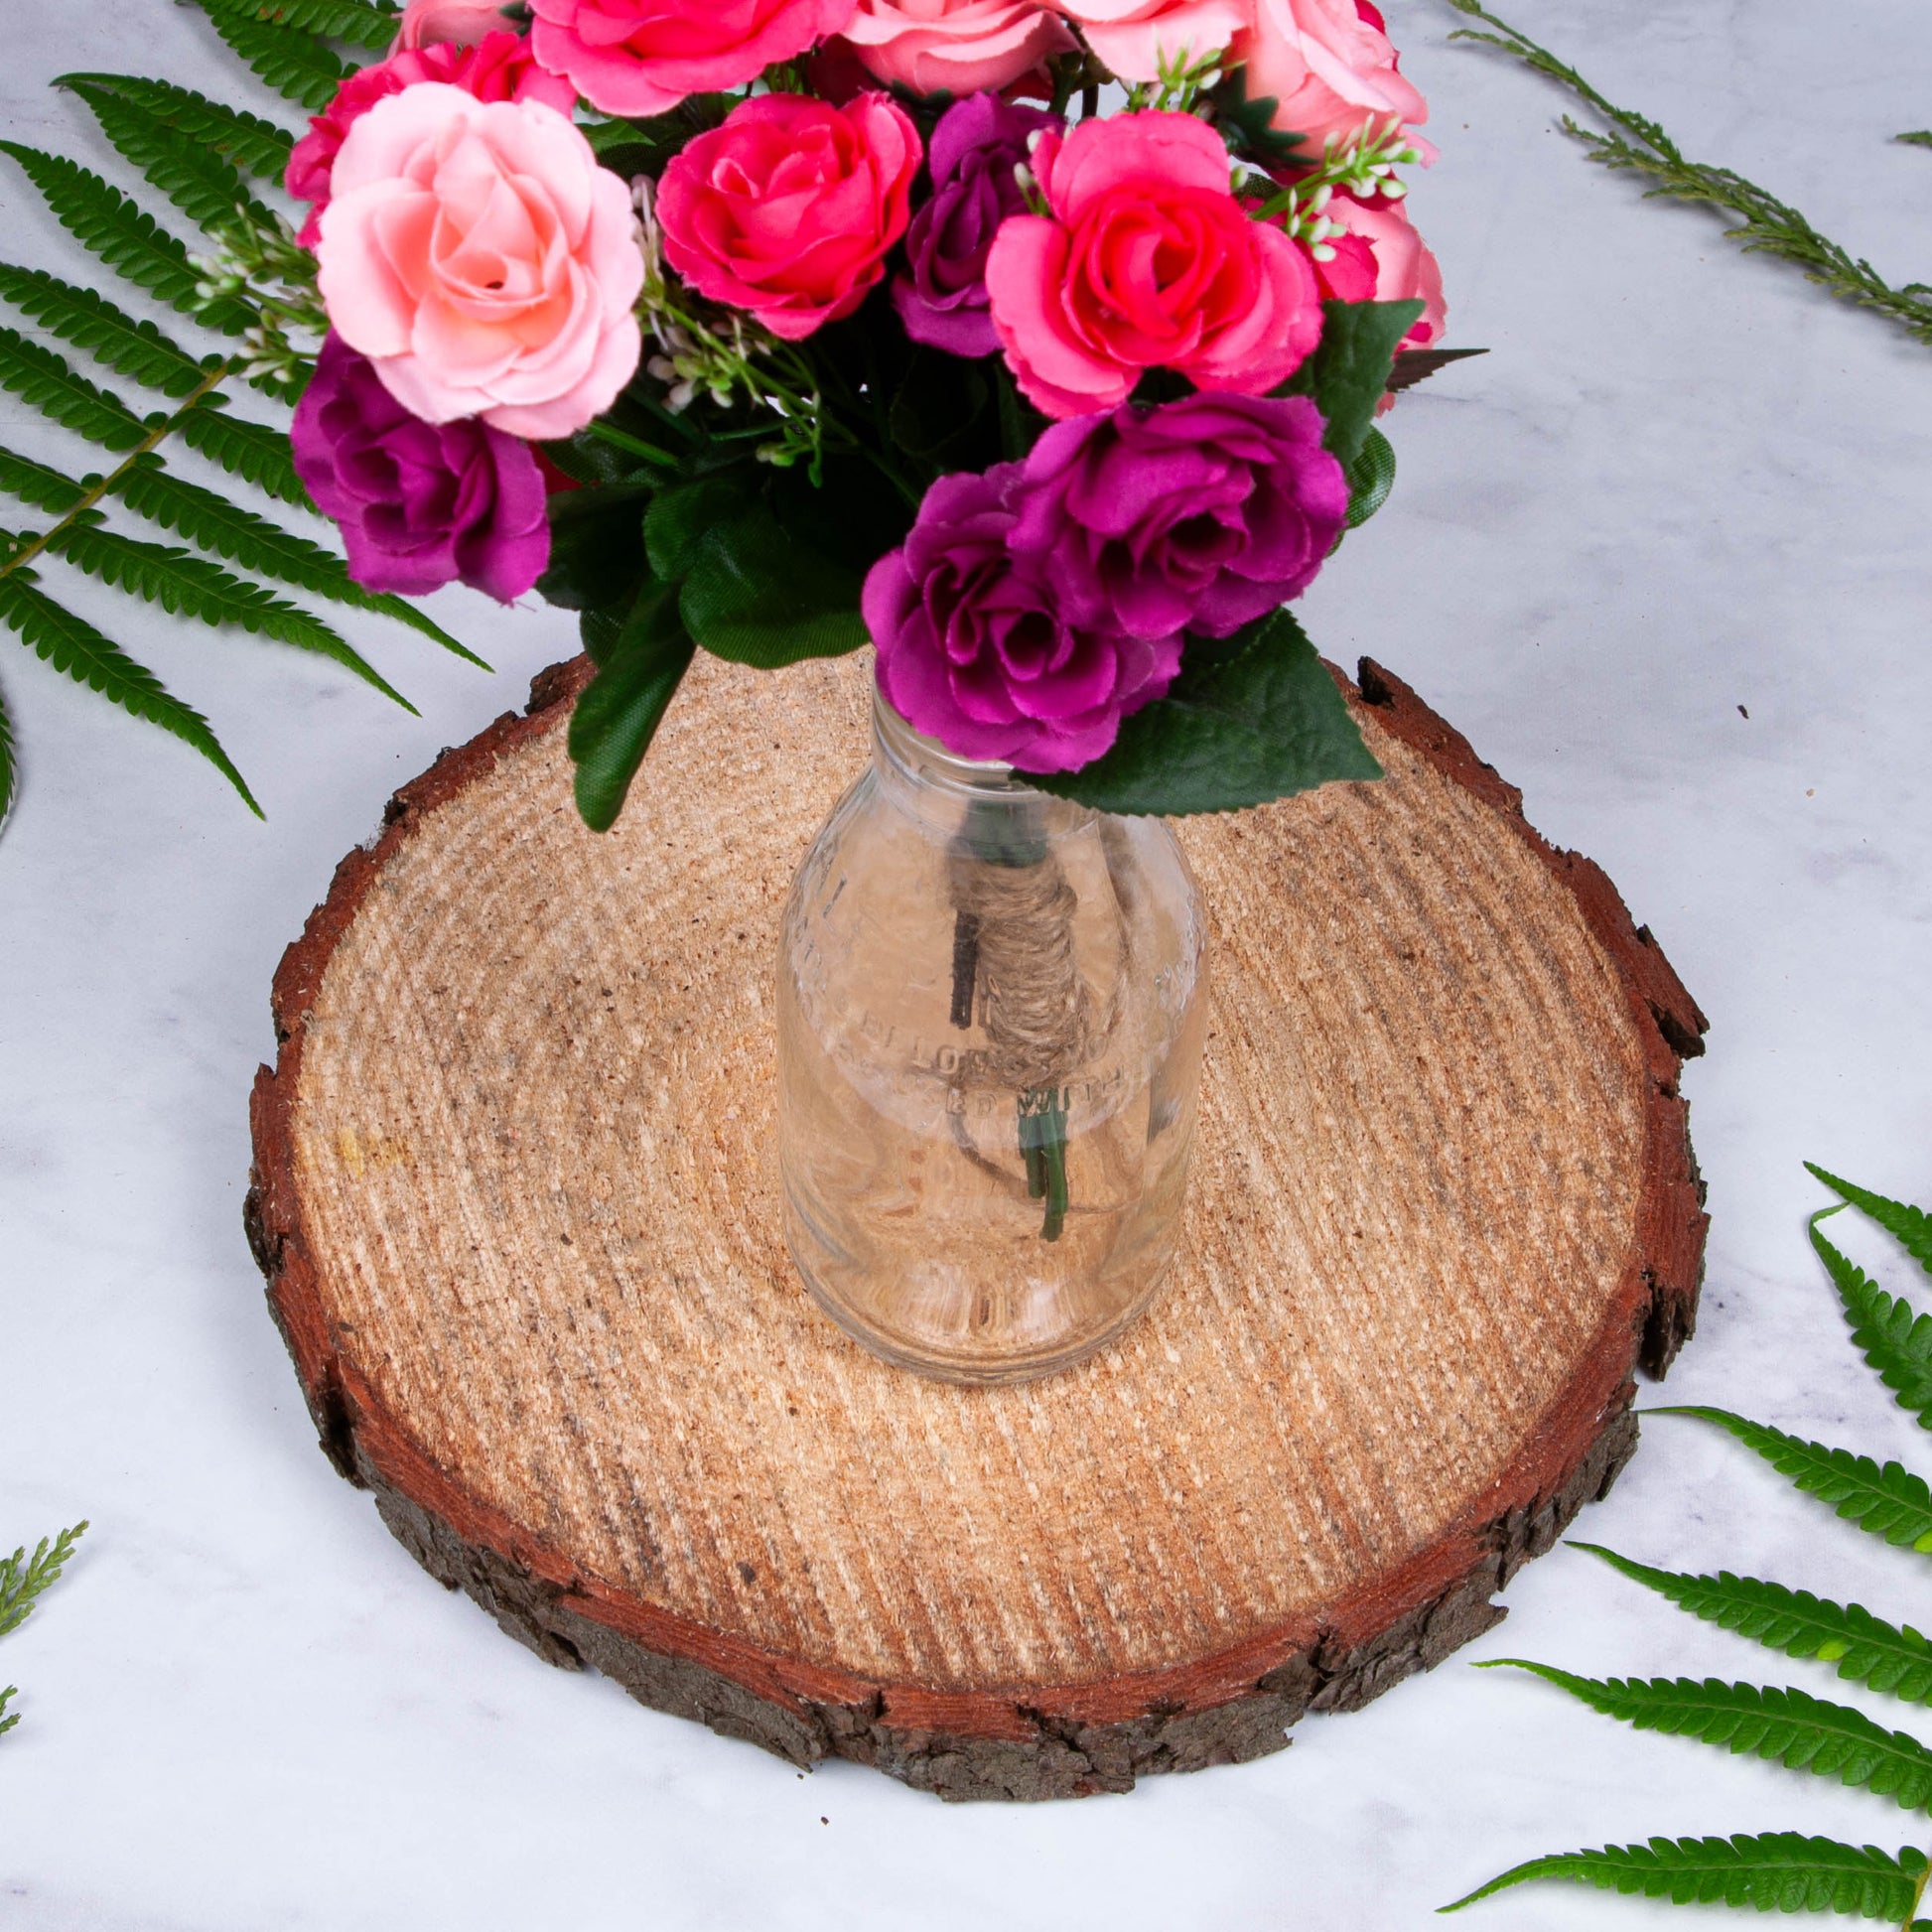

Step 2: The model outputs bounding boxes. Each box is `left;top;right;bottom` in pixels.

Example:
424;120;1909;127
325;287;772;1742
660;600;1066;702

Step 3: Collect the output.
315;85;644;440
393;0;517;47
1325;192;1447;346
286;35;577;246
1042;0;1244;84
656;93;920;342
1231;0;1428;154
838;0;1073;97
984;110;1322;418
528;0;859;116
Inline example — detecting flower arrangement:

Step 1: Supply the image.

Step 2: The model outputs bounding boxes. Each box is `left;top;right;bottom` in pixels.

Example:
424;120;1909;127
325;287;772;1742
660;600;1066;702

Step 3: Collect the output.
241;0;1461;826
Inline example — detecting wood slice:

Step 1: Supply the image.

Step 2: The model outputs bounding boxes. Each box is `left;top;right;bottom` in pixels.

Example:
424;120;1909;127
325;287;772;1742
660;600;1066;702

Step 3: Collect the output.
246;650;1708;1802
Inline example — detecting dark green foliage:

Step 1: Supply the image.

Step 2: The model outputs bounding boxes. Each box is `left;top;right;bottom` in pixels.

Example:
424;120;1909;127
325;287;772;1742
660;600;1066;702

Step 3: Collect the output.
199;1;355;112
1482;1661;1932;1811
679;504;869;668
569;581;696;832
1279;300;1425;465
537;482;653;615
216;0;402;53
1442;1835;1930;1918
1342;425;1396;530
1034;609;1382;818
57;75;296;181
0;266;207;398
1808;1166;1932;1276
174;394;314;509
1207;67;1306;167
1811;1212;1932;1429
1899;132;1932;152
0;328;147;452
0;448;88;516
1573;1545;1932;1705
0;685;14;821
65;80;273;236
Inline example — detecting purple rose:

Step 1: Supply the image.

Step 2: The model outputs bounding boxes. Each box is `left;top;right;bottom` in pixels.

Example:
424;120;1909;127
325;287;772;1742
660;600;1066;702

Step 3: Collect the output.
864;466;1182;773
1008;393;1350;641
892;92;1061;359
291;332;549;603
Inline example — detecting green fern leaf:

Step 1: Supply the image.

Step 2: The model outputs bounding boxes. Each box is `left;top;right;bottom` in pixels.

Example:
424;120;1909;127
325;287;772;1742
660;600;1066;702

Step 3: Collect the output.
54;75;296;182
64;80;273;238
1809;1163;1932;1276
174;392;312;510
213;0;402;54
1441;1833;1928;1916
46;515;412;708
1811;1213;1932;1428
0;566;258;812
110;456;482;664
0;264;207;399
0;327;146;452
1651;1406;1932;1551
1481;1660;1932;1810
1573;1544;1932;1705
0;142;250;334
197;3;353;113
0;447;87;516
0;678;15;822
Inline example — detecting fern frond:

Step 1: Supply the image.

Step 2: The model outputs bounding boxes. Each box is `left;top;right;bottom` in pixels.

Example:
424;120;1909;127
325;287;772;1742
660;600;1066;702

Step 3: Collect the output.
197;2;353;113
0;447;87;516
1651;1406;1932;1551
0;1522;86;1639
0;1686;15;1735
174;392;312;510
0;327;146;452
1809;1163;1932;1276
56;75;297;180
215;0;402;54
0;142;250;334
110;456;481;664
0;566;258;812
0;678;15;822
0;264;207;399
46;515;412;707
64;80;274;238
1481;1660;1932;1811
1573;1544;1932;1706
1441;1833;1928;1917
1812;1213;1932;1429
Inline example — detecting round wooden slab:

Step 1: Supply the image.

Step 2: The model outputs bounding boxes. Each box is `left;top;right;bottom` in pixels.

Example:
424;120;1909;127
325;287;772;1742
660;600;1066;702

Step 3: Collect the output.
246;650;1707;1801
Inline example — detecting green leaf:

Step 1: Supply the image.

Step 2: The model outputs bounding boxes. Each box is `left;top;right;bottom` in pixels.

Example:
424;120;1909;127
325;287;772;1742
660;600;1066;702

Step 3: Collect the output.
1808;1164;1932;1276
55;74;296;181
536;480;652;613
210;0;402;54
888;347;991;466
174;391;314;510
1811;1211;1932;1428
1899;131;1932;153
197;1;353;112
1481;1659;1932;1811
0;1522;86;1641
0;446;87;515
0;141;250;333
568;580;696;832
1342;424;1396;530
642;474;757;583
1651;1406;1932;1551
1280;299;1425;465
0;570;259;813
1206;66;1307;167
680;505;868;668
0;263;206;398
1441;1833;1928;1917
1034;608;1382;817
1573;1544;1932;1706
0;678;15;822
64;80;271;238
0;327;146;452
46;516;412;707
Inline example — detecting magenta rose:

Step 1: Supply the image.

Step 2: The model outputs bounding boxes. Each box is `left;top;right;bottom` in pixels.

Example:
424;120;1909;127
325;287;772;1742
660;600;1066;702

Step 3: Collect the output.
837;0;1072;98
893;93;1060;358
865;467;1183;773
1231;0;1429;155
657;93;921;343
292;333;549;602
1008;394;1348;641
285;34;577;247
528;0;859;116
984;111;1323;419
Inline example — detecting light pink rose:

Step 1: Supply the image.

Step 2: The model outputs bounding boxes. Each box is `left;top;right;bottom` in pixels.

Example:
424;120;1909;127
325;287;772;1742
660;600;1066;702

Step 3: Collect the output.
1043;0;1244;85
394;0;517;48
1326;191;1446;346
528;0;860;117
984;110;1322;417
315;84;644;440
656;92;920;342
1231;0;1427;154
839;0;1073;97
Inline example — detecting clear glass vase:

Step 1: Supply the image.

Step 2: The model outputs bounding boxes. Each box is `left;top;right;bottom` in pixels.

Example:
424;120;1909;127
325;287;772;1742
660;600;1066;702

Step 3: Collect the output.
775;671;1208;1385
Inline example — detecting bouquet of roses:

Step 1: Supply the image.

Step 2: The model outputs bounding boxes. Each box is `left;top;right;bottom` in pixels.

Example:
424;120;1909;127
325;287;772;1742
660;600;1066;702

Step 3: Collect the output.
257;0;1455;828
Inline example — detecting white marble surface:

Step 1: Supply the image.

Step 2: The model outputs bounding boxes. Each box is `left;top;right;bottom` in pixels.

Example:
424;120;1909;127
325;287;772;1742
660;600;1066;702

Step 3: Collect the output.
2;4;1930;1926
